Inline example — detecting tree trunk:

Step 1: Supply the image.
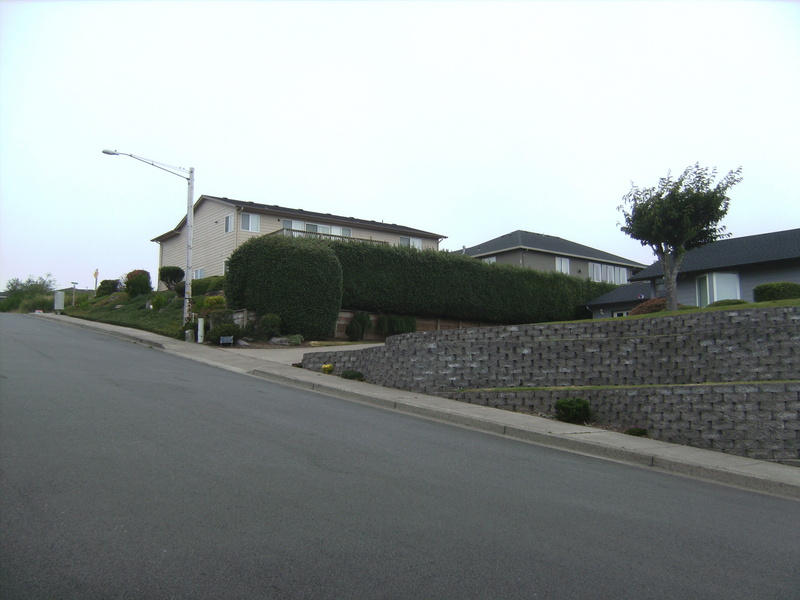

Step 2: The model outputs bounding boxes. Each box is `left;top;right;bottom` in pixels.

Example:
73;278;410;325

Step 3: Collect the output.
660;251;683;311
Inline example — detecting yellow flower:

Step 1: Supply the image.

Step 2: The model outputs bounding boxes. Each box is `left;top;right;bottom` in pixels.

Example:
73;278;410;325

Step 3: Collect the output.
321;364;334;374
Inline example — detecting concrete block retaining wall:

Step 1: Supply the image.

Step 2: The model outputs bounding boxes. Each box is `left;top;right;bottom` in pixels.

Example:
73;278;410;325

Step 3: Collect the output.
303;307;800;461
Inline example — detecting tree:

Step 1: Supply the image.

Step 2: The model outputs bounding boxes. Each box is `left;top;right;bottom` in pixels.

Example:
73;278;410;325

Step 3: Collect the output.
158;266;185;291
618;163;742;311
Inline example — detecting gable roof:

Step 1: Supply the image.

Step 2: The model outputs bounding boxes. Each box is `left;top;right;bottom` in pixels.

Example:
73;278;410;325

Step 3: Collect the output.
630;228;800;281
585;282;653;307
153;195;446;242
460;230;647;268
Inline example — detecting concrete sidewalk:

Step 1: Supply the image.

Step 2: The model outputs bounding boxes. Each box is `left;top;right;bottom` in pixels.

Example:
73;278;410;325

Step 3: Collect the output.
34;313;800;501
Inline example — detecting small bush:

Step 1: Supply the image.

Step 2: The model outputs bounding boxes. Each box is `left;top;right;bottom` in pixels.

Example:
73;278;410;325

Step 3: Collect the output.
387;315;417;336
554;397;591;424
208;308;234;328
707;299;750;308
346;320;363;342
150;292;174;311
321;364;334;374
753;281;800;302
624;427;648;437
204;295;226;309
20;293;54;313
124;270;152;297
96;279;120;298
286;334;304;346
159;266;185;291
629;297;667;315
192;275;226;297
340;370;365;381
207;323;241;345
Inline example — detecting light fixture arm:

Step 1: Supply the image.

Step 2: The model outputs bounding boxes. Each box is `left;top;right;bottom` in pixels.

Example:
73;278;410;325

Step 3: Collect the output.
102;149;195;331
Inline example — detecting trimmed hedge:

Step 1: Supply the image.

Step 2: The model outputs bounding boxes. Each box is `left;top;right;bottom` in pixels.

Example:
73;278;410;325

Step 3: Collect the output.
225;235;343;340
753;281;800;302
330;241;616;324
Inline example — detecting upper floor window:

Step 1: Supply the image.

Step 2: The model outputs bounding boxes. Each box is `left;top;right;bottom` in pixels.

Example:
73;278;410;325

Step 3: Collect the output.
400;237;422;249
482;256;496;264
241;213;260;232
589;262;628;284
556;256;570;274
224;213;234;233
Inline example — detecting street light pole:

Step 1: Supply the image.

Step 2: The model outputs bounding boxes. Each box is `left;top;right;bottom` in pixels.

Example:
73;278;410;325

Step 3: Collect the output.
102;149;194;327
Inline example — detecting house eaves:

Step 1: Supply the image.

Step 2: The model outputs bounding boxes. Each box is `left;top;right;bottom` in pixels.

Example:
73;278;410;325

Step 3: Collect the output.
152;195;447;243
629;228;800;281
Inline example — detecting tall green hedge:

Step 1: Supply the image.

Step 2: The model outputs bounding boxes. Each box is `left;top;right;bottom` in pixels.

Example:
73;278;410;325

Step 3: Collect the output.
225;235;343;340
330;241;616;324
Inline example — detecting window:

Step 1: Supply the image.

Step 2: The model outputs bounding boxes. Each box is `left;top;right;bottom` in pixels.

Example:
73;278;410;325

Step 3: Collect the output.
556;256;570;274
241;213;260;232
332;226;352;238
589;263;629;284
224;213;234;233
192;268;205;280
482;256;496;264
400;237;422;249
306;223;331;234
696;272;739;307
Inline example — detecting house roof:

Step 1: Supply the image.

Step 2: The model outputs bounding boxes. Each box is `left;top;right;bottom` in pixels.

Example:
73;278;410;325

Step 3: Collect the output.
629;228;800;281
584;282;653;307
460;230;647;268
152;195;446;242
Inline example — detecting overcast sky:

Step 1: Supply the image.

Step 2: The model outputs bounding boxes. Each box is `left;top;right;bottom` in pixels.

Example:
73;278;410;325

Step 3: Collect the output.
1;0;798;290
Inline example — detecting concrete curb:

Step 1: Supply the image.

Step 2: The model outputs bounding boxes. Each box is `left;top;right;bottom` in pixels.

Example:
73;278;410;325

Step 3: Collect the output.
34;313;800;500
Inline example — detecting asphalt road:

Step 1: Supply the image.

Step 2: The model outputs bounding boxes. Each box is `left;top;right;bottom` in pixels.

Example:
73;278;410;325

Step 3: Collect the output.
1;313;799;599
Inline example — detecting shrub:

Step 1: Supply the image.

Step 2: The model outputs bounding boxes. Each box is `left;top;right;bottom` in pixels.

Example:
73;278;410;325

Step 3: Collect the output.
96;279;120;298
554;397;591;424
208;308;234;328
321;364;334;374
629;297;667;315
192;275;226;297
20;293;54;313
204;295;226;309
150;292;174;311
340;370;365;381
124;270;152;297
158;266;185;291
624;427;648;437
345;320;363;342
753;281;800;302
330;241;615;324
225;235;342;340
286;334;304;346
207;323;241;345
707;299;750;308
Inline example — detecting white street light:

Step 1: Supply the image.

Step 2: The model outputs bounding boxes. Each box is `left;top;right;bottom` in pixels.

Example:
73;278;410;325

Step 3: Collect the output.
102;149;195;328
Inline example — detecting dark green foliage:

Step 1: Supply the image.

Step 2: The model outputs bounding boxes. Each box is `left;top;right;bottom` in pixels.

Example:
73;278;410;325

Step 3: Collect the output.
225;235;342;340
387;315;416;335
346;311;372;341
174;281;185;298
1;274;57;312
208;308;234;328
191;275;226;296
158;266;185;291
330;241;615;324
554;397;591;424
340;370;365;381
124;270;152;297
624;427;648;437
707;299;750;308
345;320;363;342
753;282;800;302
257;313;282;339
96;279;120;298
207;323;241;345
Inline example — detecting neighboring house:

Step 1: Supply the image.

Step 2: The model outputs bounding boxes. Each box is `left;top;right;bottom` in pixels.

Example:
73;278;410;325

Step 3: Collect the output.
152;195;446;285
626;228;800;309
458;230;647;285
584;282;654;319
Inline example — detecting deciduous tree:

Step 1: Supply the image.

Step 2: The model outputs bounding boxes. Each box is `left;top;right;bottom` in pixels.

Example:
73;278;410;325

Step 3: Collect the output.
618;163;742;311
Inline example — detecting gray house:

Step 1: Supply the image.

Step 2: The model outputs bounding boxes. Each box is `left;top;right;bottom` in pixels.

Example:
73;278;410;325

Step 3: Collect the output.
458;230;646;284
587;228;800;318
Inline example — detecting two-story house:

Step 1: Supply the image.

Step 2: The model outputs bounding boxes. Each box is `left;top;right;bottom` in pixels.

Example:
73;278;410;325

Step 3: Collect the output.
458;230;646;284
152;195;446;284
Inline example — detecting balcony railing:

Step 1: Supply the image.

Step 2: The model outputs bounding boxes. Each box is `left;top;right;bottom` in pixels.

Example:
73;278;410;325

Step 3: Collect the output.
268;228;389;244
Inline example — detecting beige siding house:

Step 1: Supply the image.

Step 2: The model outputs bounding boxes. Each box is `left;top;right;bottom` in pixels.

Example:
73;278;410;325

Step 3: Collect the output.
152;195;446;286
459;230;646;284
